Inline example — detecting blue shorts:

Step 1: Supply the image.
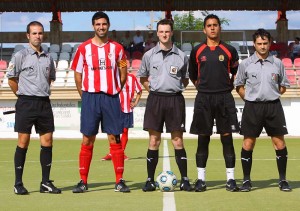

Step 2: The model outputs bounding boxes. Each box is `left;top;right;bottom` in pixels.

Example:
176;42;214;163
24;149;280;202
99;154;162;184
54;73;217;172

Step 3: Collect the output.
80;91;123;136
122;112;134;128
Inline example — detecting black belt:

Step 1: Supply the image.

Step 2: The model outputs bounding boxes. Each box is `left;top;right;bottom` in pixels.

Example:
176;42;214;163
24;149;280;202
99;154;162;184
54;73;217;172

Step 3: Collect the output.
18;95;50;101
150;91;182;96
246;99;280;104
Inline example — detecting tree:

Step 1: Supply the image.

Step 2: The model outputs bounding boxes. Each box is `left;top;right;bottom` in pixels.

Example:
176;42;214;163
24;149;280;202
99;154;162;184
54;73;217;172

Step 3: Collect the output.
173;11;230;31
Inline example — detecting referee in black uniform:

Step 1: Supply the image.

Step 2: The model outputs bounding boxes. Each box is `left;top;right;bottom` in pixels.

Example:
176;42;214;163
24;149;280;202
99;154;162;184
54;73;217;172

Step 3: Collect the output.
189;14;240;192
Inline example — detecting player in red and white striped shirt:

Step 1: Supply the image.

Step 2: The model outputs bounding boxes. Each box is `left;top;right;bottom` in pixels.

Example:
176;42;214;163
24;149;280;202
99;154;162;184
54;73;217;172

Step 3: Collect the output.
71;11;129;193
102;72;143;161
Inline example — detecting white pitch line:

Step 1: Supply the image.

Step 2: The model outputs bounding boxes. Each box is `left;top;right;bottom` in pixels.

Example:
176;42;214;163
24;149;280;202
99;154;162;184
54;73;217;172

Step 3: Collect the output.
163;139;176;211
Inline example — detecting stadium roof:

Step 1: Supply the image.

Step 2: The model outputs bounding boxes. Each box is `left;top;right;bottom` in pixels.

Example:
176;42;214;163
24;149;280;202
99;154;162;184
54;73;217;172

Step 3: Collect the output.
0;0;300;13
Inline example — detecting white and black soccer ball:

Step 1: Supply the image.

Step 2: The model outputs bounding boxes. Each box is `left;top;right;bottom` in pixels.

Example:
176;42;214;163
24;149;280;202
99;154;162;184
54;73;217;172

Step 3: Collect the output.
156;170;177;192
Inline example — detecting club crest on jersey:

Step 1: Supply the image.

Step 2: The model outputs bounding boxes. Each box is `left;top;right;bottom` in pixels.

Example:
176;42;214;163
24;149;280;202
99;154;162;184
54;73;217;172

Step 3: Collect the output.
271;73;278;82
108;53;113;60
219;55;224;61
200;56;207;62
170;66;178;75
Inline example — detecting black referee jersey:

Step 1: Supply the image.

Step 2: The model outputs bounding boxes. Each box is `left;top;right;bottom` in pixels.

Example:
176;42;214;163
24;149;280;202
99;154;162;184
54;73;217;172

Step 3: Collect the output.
189;40;239;93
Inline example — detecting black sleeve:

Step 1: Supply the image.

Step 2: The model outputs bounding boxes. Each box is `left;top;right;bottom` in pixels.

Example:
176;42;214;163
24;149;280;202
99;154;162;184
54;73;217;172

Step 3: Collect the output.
188;46;198;81
230;47;239;75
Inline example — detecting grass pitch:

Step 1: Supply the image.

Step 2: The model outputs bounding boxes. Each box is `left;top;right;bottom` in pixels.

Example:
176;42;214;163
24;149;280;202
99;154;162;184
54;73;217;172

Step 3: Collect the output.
0;137;299;211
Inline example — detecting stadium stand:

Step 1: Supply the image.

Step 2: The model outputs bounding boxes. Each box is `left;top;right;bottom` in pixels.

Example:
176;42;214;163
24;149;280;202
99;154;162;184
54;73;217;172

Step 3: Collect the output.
293;58;300;67
126;59;131;68
231;42;241;54
1;76;9;88
184;50;191;57
71;52;76;61
294;58;300;85
73;44;80;53
50;52;58;62
49;44;60;53
41;44;49;52
13;44;25;53
132;51;143;59
131;59;141;70
52;69;67;87
276;42;289;59
283;57;297;86
125;50;130;59
0;61;7;86
0;60;7;70
193;42;201;47
181;42;193;52
56;60;69;70
287;74;297;86
282;57;293;68
59;52;71;61
66;70;75;87
61;44;72;53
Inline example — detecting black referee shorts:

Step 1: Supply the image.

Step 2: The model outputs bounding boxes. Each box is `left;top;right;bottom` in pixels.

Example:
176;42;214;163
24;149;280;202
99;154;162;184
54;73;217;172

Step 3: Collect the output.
15;95;55;134
143;91;186;133
190;92;239;135
240;99;288;137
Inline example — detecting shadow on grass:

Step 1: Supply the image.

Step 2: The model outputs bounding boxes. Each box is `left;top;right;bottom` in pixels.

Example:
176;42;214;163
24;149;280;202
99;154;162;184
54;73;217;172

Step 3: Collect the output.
60;181;148;192
125;155;175;161
204;179;300;191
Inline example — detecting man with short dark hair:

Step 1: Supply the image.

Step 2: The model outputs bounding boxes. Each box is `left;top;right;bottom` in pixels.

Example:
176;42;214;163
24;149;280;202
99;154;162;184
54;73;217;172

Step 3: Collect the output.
137;19;192;192
235;28;291;192
7;21;61;195
71;11;129;193
189;14;240;192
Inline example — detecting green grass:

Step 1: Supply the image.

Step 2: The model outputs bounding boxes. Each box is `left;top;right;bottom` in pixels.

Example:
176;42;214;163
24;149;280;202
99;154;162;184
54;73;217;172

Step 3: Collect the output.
0;138;300;211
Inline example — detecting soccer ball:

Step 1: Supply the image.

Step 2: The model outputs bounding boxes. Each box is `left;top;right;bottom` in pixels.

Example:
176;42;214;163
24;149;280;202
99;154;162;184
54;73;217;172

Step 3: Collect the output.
156;170;177;192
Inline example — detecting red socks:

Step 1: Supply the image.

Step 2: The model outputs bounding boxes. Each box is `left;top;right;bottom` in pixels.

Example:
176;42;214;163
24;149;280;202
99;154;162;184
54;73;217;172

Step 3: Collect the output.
121;128;129;150
79;144;93;184
110;143;124;183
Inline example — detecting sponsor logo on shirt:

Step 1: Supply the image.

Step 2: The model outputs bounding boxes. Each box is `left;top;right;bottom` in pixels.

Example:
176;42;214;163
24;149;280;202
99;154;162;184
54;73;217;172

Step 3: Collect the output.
91;58;112;70
200;56;207;62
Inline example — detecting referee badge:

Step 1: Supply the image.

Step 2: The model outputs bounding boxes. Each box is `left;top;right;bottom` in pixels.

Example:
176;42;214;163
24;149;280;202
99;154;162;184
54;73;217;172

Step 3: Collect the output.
219;55;224;61
271;73;278;82
170;66;178;75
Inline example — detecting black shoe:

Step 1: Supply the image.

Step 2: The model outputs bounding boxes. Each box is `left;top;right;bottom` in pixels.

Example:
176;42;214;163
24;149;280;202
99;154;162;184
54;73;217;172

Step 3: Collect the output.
142;180;156;192
240;180;252;192
279;180;292;192
115;179;130;193
180;178;193;191
194;179;206;192
40;180;61;194
72;180;88;193
14;182;29;195
226;179;239;192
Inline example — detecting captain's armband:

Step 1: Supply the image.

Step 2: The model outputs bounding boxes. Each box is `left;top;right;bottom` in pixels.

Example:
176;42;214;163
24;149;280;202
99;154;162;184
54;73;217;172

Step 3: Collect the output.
117;59;127;68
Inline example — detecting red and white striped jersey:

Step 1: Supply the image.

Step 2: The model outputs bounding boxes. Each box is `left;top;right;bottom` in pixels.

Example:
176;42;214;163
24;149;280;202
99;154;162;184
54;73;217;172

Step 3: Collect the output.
119;73;142;113
71;39;126;95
